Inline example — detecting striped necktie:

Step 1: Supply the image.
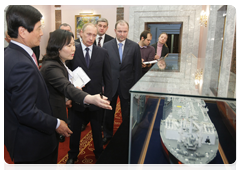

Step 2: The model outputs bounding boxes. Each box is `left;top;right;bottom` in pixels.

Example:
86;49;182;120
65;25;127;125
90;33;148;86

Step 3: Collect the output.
98;37;102;47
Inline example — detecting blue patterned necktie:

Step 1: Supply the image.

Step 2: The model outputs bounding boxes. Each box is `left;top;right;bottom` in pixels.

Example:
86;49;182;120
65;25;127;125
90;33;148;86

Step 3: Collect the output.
118;43;123;63
85;47;90;68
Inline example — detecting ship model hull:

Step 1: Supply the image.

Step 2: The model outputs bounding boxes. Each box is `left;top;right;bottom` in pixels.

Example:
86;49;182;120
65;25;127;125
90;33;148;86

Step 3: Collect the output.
160;97;219;164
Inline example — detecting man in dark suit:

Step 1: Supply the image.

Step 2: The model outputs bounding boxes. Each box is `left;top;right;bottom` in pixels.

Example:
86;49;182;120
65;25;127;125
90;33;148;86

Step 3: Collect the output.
102;20;142;145
59;23;80;46
66;23;112;163
80;18;114;132
4;5;72;164
94;18;114;47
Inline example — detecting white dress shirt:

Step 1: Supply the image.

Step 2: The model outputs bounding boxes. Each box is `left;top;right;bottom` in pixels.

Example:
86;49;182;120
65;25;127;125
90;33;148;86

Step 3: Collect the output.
96;34;105;47
116;39;126;54
81;41;93;59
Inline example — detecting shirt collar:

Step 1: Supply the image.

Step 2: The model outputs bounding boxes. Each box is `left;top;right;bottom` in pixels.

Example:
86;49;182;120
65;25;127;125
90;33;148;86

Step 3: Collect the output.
116;39;126;46
96;34;105;40
138;42;148;49
11;40;34;56
157;42;164;47
81;41;93;51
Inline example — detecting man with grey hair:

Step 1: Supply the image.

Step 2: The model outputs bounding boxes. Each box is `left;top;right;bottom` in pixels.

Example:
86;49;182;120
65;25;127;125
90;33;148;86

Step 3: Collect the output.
66;23;112;163
59;23;72;32
95;18;114;47
102;20;142;145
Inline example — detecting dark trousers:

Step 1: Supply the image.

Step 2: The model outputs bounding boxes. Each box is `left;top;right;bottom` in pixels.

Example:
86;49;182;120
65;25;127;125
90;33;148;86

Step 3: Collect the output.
68;108;103;159
15;142;58;170
103;85;130;139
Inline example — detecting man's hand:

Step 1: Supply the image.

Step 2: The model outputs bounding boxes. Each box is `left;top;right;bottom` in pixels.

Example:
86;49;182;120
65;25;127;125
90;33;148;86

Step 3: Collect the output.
84;94;112;110
56;120;73;137
142;59;146;68
66;100;72;108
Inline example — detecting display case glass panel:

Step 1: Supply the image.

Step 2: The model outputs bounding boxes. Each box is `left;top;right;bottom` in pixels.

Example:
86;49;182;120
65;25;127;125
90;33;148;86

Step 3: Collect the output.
129;55;236;164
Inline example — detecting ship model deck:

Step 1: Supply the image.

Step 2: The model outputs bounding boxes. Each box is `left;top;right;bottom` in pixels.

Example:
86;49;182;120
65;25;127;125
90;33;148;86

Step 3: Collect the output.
160;97;219;164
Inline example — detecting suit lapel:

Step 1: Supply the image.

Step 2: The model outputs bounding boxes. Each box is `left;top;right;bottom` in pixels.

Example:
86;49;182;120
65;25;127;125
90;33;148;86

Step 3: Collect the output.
9;43;50;96
78;43;88;68
104;34;109;43
112;39;121;63
58;59;68;78
122;39;130;63
89;45;97;68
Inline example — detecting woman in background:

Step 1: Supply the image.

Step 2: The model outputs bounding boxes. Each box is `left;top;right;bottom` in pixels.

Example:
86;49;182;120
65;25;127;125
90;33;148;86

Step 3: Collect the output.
151;32;169;60
40;29;112;142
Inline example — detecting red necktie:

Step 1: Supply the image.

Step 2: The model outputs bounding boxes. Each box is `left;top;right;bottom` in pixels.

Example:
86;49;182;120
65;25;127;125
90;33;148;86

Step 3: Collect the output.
32;52;39;69
98;37;102;47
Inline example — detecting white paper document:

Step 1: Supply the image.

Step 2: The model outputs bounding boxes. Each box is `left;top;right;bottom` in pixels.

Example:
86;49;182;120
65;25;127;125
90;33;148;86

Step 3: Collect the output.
72;67;90;88
143;60;158;65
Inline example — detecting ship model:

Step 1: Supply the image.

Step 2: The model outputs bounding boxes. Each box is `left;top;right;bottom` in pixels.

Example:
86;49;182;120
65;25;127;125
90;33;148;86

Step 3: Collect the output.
160;97;219;164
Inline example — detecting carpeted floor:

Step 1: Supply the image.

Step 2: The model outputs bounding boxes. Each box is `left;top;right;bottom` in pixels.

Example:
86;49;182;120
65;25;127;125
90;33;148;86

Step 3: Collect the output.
4;99;122;164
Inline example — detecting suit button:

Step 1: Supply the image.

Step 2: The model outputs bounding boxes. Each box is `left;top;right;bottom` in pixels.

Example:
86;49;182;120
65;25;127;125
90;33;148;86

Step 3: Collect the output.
119;63;121;64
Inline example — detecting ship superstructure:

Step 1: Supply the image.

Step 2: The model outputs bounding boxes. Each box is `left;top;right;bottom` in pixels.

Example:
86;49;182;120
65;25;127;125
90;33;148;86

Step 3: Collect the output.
160;97;219;164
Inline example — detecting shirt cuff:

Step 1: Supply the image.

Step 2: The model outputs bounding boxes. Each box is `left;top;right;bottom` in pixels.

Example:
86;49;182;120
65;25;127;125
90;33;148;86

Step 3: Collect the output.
56;118;60;129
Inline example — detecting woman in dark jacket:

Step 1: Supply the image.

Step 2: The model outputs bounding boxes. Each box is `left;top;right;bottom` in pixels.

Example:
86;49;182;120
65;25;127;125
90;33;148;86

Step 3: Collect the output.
151;32;169;59
40;29;111;142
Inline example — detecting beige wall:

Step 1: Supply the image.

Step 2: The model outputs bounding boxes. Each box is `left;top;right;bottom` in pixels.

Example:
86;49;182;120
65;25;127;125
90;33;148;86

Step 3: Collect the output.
32;5;130;60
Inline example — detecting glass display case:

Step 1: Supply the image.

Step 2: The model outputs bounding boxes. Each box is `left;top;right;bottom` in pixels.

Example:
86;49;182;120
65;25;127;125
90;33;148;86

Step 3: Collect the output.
128;54;236;164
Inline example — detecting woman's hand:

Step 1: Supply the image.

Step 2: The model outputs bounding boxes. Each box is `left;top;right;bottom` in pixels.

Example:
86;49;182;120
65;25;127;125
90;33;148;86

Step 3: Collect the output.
76;86;84;90
154;55;160;60
84;94;112;110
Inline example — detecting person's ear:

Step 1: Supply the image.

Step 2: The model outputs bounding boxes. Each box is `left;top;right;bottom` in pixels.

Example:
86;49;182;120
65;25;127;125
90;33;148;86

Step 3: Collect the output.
18;26;27;39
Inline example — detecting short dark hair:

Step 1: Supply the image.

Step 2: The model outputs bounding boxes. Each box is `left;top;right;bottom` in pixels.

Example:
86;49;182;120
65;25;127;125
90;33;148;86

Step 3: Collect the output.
6;5;42;38
140;30;152;40
45;29;74;60
96;18;109;26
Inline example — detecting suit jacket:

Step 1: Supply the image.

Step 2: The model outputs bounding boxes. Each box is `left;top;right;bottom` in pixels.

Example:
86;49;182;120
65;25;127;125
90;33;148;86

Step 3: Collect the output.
40;58;89;122
4;42;58;162
103;38;142;99
94;34;114;46
151;42;169;57
67;43;112;112
75;38;80;43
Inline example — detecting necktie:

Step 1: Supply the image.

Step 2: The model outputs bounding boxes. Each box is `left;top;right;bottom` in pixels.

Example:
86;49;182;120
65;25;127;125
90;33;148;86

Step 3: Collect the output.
119;43;123;63
32;52;39;69
98;37;102;47
85;47;90;68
